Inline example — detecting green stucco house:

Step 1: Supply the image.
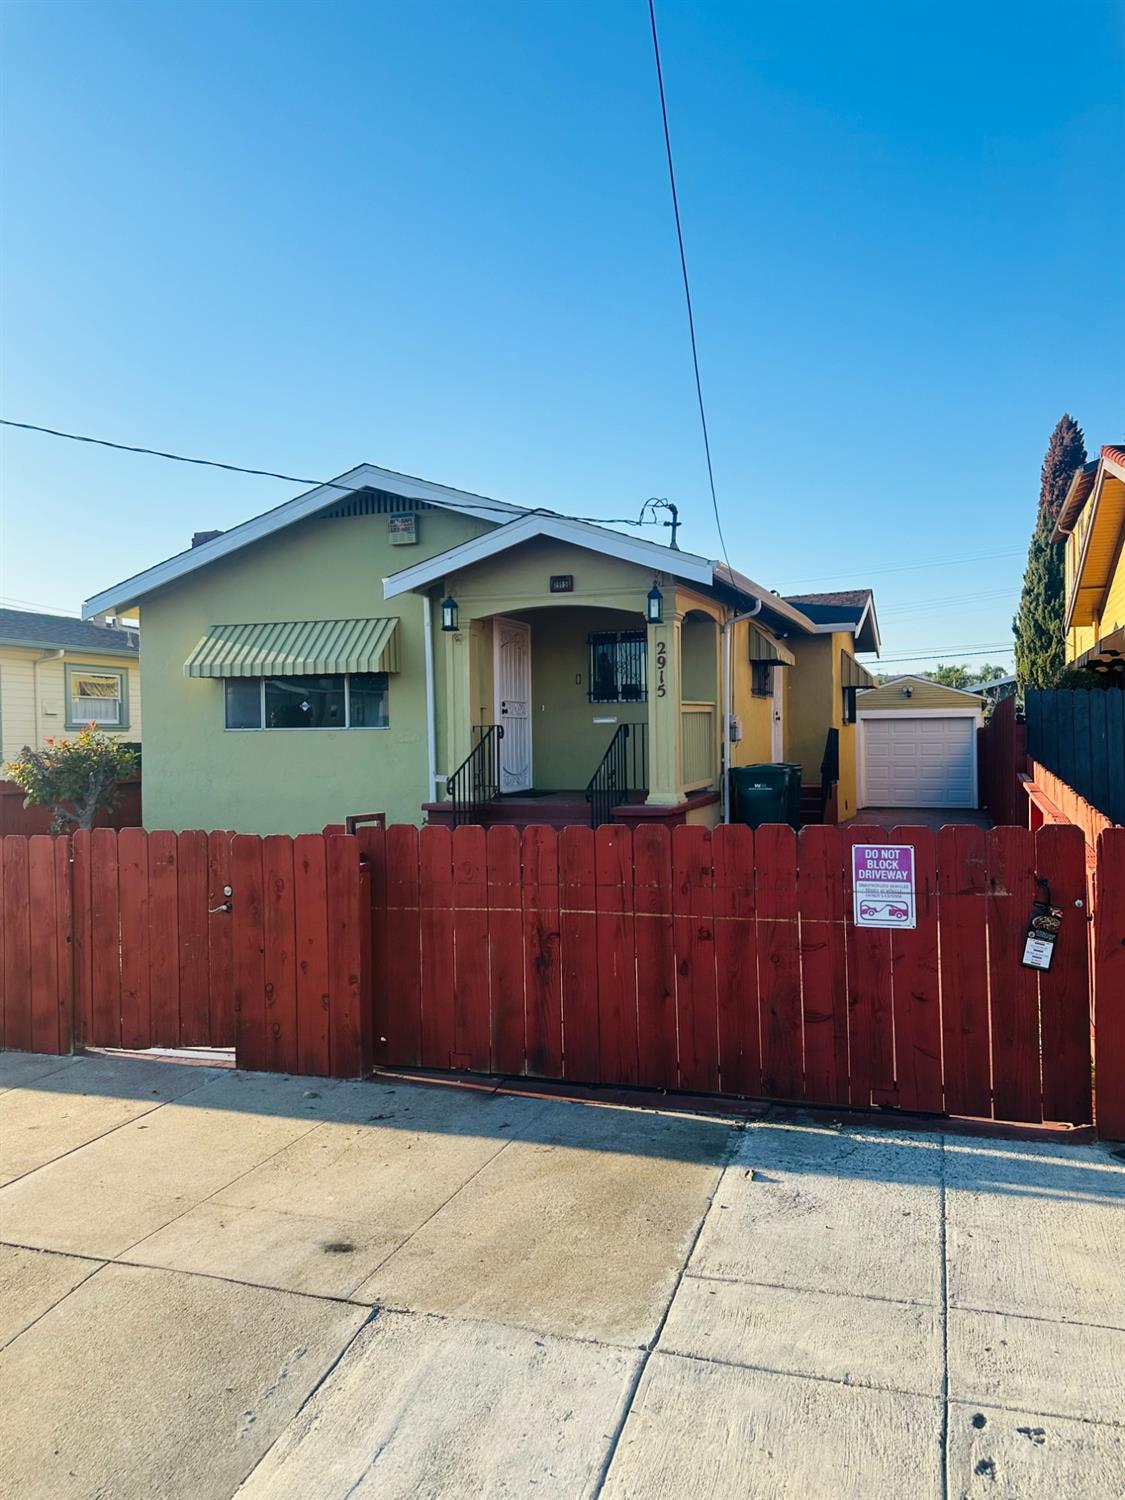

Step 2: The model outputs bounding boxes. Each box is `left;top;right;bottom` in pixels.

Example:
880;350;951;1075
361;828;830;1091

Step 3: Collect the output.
83;463;879;833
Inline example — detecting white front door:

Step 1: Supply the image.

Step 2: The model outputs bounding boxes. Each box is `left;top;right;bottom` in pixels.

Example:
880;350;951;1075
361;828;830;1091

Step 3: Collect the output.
493;617;533;793
770;666;784;761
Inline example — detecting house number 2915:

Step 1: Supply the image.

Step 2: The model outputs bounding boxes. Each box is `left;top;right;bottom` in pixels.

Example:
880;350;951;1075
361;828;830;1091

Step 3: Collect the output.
656;640;668;698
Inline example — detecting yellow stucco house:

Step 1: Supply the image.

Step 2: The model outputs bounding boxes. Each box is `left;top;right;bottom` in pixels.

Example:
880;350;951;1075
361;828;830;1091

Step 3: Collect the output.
82;463;878;834
1054;443;1125;674
0;608;141;764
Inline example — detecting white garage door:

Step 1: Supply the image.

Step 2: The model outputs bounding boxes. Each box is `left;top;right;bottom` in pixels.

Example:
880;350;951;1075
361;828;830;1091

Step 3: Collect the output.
860;716;977;808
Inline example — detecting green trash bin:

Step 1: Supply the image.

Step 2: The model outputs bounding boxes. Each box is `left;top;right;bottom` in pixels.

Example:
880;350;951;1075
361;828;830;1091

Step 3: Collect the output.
731;763;801;829
730;766;788;828
777;761;804;829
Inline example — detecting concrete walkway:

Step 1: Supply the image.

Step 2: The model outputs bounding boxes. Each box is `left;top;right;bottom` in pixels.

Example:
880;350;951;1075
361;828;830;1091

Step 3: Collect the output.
1;1051;1122;1498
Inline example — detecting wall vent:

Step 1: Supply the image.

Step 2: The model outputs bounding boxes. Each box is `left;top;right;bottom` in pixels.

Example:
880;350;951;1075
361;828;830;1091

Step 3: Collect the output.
319;488;433;520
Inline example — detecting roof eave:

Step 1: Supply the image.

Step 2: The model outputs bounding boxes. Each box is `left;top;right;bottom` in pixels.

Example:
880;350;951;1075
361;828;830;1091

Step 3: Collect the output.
82;462;527;619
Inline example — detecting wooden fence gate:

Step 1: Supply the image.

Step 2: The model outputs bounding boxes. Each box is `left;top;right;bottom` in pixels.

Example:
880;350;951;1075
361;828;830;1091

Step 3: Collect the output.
361;821;1125;1133
0;829;369;1076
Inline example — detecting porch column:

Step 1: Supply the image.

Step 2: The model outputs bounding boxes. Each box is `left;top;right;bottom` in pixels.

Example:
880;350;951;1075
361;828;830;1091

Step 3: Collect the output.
444;625;473;775
646;609;684;806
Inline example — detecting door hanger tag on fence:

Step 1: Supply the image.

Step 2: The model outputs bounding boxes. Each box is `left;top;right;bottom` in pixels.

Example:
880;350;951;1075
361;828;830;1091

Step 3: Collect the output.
1021;877;1062;972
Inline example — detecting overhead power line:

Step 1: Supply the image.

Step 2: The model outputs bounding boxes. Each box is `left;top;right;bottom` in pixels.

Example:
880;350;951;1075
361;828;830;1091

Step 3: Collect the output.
875;646;1013;663
0;419;663;531
647;0;731;571
779;550;1024;589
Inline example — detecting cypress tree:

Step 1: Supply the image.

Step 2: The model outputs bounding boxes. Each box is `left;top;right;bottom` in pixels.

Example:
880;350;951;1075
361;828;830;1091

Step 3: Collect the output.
1014;414;1087;688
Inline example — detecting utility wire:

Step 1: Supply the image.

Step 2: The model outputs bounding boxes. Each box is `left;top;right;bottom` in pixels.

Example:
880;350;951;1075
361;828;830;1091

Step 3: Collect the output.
648;0;731;571
779;549;1023;588
0;419;662;531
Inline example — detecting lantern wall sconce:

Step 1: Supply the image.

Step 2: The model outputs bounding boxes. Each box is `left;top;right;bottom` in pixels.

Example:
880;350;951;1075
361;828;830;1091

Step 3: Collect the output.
440;595;459;632
646;583;664;625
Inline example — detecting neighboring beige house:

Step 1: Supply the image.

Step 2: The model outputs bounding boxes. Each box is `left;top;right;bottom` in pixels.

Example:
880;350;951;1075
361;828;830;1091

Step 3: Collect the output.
0;609;140;764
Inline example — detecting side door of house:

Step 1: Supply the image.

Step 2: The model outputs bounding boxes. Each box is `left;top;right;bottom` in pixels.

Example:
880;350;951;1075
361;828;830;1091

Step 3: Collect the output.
770;664;785;760
494;617;533;793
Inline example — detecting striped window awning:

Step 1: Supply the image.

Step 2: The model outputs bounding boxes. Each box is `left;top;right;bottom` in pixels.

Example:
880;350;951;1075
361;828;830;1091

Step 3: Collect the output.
183;619;401;678
841;651;877;690
748;624;795;667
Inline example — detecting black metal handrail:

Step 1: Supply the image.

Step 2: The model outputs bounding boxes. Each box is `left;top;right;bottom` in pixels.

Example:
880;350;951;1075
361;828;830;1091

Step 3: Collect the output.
447;724;504;827
585;723;648;829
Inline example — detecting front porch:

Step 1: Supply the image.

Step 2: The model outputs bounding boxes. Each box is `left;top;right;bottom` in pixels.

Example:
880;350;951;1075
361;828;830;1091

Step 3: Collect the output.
426;596;723;829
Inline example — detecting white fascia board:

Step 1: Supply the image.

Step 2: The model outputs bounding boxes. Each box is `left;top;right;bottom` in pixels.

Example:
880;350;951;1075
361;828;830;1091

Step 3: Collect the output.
383;513;714;597
858;707;983;719
82;462;528;619
873;674;986;700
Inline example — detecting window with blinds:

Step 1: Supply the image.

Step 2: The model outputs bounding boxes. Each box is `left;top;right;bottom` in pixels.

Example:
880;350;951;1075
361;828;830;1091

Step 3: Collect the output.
71;672;124;726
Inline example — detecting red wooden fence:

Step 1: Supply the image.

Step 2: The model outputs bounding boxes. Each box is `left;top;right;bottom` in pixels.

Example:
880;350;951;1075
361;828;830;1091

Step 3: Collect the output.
2;822;1123;1135
0;777;141;836
361;821;1109;1130
0;829;370;1078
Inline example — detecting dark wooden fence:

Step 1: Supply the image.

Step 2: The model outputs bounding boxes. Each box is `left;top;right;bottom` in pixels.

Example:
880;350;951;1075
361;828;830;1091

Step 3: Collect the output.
4;821;1125;1136
979;696;1028;827
0;777;141;836
1026;688;1125;827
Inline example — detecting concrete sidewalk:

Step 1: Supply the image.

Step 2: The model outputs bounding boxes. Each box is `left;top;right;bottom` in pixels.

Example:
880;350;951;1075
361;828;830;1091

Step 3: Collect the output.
1;1051;1122;1498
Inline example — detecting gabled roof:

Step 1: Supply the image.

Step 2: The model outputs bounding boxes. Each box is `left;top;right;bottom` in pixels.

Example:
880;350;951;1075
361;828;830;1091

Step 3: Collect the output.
383;512;714;596
863;673;985;702
0;608;138;655
783;588;881;654
1055;445;1125;630
82;462;526;618
1053;446;1125;541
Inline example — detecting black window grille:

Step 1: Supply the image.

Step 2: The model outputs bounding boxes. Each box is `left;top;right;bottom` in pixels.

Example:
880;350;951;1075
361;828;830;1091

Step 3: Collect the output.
751;661;774;697
587;631;647;703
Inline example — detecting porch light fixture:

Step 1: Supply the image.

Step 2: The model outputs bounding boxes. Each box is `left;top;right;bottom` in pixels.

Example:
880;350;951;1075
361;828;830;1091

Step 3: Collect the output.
646;583;664;625
440;595;459;632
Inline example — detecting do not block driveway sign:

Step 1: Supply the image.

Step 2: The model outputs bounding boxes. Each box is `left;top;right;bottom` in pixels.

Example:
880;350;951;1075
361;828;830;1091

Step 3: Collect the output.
852;843;917;929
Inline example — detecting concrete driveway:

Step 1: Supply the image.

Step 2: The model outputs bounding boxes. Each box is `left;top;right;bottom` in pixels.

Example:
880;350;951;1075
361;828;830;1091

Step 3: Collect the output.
1;1051;1122;1499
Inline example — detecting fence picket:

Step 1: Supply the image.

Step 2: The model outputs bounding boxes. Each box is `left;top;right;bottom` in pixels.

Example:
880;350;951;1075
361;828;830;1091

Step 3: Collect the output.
797;825;847;1107
595;825;638;1086
231;835;266;1068
522;826;563;1078
633;824;678;1090
326;835;366;1078
559;826;599;1083
937;825;991;1118
756;824;801;1101
2;837;32;1050
672;825;719;1094
28;837;58;1056
53;837;73;1054
175;832;210;1047
713;823;760;1099
1093;828;1125;1139
90;828;121;1048
147;830;179;1046
293;833;331;1076
385;824;422;1068
987;827;1041;1124
452;825;491;1073
1035;825;1093;1125
71;830;92;1046
118;827;151;1049
842;826;895;1107
488;825;526;1077
207;832;235;1047
890;826;942;1114
418;824;454;1070
262;835;298;1074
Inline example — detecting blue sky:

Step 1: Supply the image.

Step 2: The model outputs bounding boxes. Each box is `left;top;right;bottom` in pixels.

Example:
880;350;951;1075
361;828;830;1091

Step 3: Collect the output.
1;0;1122;672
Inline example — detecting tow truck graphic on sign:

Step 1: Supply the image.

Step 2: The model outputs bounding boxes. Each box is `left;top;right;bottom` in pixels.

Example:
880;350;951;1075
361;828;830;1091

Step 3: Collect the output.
852;845;917;929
